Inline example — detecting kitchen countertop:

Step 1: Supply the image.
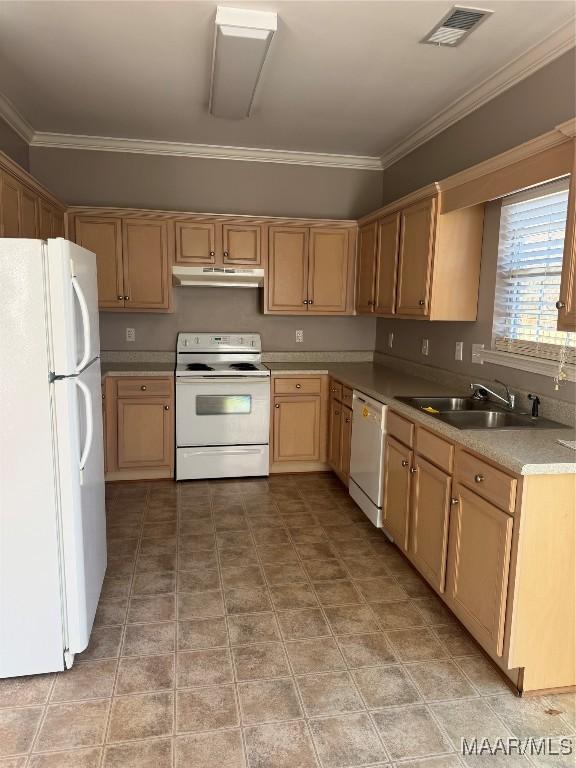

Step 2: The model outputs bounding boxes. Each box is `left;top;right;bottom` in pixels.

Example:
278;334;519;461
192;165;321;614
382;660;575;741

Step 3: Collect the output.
267;362;576;476
101;363;175;378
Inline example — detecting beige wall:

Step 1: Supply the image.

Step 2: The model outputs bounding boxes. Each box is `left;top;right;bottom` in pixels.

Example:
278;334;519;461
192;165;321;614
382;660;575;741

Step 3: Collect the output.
375;202;576;403
0;116;28;170
99;287;377;353
381;50;576;204
29;148;382;219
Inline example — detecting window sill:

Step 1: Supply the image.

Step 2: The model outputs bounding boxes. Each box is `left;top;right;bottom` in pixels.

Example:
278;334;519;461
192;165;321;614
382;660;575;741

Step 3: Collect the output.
479;349;576;383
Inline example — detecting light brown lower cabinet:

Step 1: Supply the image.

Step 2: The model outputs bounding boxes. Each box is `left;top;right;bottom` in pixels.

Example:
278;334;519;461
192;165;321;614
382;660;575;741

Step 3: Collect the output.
327;379;353;485
445;482;513;657
382;409;575;694
382;436;411;553
270;375;329;473
104;376;174;481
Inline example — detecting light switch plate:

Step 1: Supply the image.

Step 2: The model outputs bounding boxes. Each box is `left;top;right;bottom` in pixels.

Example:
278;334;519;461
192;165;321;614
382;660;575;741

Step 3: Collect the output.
472;343;485;364
126;328;136;343
295;330;303;343
455;341;463;361
421;338;429;356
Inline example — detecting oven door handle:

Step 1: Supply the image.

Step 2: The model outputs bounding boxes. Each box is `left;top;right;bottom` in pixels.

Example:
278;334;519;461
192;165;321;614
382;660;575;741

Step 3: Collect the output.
176;377;269;383
181;448;264;456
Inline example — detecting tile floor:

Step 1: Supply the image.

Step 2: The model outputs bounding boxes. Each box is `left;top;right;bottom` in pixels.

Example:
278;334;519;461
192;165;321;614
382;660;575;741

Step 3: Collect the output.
1;474;574;768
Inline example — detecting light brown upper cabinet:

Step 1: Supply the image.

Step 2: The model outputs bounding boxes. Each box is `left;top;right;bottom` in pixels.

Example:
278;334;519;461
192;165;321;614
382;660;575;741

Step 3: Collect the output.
20;187;38;238
356;222;377;313
174;221;216;265
267;225;354;314
396;197;437;316
174;219;261;266
70;215;172;312
0;169;64;240
558;164;576;331
357;195;484;321
0;171;22;237
122;219;171;310
75;217;124;308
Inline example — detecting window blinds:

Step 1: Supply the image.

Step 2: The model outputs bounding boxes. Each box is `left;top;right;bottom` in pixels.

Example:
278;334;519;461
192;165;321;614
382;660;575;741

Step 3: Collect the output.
494;179;575;366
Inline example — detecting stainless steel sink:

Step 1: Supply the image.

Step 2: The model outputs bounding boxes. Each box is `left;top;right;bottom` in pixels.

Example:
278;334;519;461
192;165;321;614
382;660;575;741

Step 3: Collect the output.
395;395;569;430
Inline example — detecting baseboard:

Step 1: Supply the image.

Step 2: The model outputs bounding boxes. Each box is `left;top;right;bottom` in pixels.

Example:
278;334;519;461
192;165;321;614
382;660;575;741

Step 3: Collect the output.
105;467;174;481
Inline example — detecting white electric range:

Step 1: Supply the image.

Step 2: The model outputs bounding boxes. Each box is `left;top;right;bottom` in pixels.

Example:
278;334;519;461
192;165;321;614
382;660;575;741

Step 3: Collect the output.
175;332;270;480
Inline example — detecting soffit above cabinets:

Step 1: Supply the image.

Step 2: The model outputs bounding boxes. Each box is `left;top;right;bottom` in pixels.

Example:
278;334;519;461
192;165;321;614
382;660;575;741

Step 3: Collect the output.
0;1;574;169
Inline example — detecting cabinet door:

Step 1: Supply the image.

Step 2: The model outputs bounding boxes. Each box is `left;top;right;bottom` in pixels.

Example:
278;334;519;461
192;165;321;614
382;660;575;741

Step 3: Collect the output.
175;221;216;265
75;217;124;308
410;455;451;593
328;398;342;472
267;227;308;312
356;222;377;313
339;405;352;483
51;209;65;238
273;395;321;462
123;218;170;310
396;196;437;317
308;228;350;313
38;200;53;240
1;172;20;237
558;161;576;330
382;436;412;552
374;213;400;314
446;483;513;657
20;187;37;238
222;223;261;265
117;397;172;469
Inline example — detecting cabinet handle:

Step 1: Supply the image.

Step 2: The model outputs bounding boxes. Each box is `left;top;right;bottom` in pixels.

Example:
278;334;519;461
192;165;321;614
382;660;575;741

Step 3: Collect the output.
410;466;418;473
274;403;280;409
450;498;459;505
303;299;309;305
295;383;301;389
309;299;314;305
401;460;409;467
418;299;425;306
124;295;130;301
117;294;124;300
335;409;340;416
556;300;566;309
474;473;485;483
223;250;229;257
140;385;147;391
164;405;170;411
209;251;215;257
102;393;105;400
345;417;350;423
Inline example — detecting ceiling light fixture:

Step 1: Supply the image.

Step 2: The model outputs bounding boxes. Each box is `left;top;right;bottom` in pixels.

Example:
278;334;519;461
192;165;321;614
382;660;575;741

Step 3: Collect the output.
209;6;277;120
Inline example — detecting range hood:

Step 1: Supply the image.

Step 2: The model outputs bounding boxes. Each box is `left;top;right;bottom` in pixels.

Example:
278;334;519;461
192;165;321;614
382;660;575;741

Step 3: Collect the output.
172;266;264;288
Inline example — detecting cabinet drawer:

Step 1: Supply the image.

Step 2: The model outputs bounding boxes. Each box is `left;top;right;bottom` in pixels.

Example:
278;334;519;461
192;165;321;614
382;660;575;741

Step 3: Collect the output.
274;376;322;395
387;410;414;447
329;380;342;401
116;378;173;399
455;450;517;514
341;386;353;407
415;426;454;473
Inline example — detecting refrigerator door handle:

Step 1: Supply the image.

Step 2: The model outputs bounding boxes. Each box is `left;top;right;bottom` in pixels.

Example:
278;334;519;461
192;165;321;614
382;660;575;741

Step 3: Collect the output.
72;276;91;373
76;378;94;471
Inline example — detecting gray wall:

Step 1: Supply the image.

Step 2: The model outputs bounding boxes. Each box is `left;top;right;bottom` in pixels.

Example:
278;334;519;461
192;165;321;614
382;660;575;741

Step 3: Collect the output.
0;116;28;170
381;49;576;204
29;148;382;220
99;287;377;353
375;202;576;403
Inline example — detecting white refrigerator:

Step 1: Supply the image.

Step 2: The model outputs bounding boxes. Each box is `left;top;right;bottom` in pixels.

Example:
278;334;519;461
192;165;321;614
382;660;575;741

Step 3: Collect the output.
0;238;107;677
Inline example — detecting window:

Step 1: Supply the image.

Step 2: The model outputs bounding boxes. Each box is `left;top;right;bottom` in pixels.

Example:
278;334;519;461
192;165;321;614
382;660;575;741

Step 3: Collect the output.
492;178;575;377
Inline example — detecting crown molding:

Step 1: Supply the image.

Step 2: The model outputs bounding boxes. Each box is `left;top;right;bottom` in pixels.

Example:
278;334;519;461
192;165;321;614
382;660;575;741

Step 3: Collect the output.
0;92;35;143
557;117;576;139
30;132;383;171
380;21;576;171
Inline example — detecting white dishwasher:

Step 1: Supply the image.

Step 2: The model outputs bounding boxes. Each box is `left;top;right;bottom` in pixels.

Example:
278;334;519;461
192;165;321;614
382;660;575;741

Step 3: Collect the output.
349;390;387;527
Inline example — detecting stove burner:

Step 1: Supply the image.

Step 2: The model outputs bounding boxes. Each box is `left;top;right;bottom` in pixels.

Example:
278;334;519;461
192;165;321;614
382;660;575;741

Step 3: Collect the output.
229;363;258;371
186;363;215;371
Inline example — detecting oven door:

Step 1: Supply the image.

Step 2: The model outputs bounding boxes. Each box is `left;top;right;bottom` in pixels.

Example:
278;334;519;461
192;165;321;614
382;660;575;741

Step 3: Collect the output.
176;377;270;447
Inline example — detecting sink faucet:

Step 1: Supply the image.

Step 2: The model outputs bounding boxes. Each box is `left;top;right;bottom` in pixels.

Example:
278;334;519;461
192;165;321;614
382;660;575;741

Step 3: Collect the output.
470;380;516;410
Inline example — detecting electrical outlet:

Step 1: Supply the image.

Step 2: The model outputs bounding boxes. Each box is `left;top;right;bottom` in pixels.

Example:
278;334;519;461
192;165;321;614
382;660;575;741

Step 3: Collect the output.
472;343;485;364
421;338;429;356
295;330;303;343
126;328;136;343
455;341;463;361
388;332;394;348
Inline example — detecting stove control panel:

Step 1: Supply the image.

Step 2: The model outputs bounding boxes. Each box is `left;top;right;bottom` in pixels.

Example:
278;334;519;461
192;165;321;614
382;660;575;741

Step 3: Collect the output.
177;332;261;353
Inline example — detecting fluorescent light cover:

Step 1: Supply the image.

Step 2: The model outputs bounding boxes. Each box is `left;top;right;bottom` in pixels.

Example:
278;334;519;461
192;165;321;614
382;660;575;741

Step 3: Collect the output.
209;7;277;119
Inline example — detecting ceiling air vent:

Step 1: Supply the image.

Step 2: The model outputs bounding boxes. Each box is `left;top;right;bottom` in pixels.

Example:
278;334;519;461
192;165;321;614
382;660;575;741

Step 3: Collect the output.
422;6;493;47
